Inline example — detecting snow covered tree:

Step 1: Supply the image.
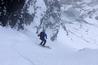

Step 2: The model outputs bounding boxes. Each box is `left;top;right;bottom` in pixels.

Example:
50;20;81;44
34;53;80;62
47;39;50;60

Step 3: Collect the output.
0;0;25;28
36;0;98;41
36;0;61;41
0;0;36;30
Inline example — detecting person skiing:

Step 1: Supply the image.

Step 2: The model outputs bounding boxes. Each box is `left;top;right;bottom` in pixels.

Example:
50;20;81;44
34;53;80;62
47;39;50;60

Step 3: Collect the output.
38;30;47;46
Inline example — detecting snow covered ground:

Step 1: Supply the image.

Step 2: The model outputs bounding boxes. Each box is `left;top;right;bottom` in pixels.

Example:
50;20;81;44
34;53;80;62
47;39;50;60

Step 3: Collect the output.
0;26;98;65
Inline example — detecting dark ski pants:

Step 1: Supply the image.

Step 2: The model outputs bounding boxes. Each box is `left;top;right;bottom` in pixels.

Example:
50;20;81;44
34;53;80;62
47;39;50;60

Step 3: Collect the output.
40;39;46;46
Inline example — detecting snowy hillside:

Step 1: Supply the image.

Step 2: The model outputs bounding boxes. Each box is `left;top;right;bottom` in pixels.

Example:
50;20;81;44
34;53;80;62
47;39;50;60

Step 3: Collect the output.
29;0;98;49
0;26;98;65
0;0;98;65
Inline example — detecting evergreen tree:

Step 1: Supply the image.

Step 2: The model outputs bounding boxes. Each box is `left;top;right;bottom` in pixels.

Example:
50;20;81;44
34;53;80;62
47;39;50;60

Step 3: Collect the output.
0;0;35;30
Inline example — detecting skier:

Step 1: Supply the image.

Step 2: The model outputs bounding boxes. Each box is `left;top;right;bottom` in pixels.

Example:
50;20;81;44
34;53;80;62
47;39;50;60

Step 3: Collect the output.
38;30;47;46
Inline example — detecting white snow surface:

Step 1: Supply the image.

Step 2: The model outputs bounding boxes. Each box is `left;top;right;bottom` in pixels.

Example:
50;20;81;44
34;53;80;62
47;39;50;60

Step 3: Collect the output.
0;26;98;65
0;0;98;64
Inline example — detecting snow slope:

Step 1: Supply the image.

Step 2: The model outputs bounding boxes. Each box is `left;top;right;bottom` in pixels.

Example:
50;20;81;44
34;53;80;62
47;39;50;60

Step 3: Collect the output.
0;26;98;65
58;23;98;49
29;0;98;49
